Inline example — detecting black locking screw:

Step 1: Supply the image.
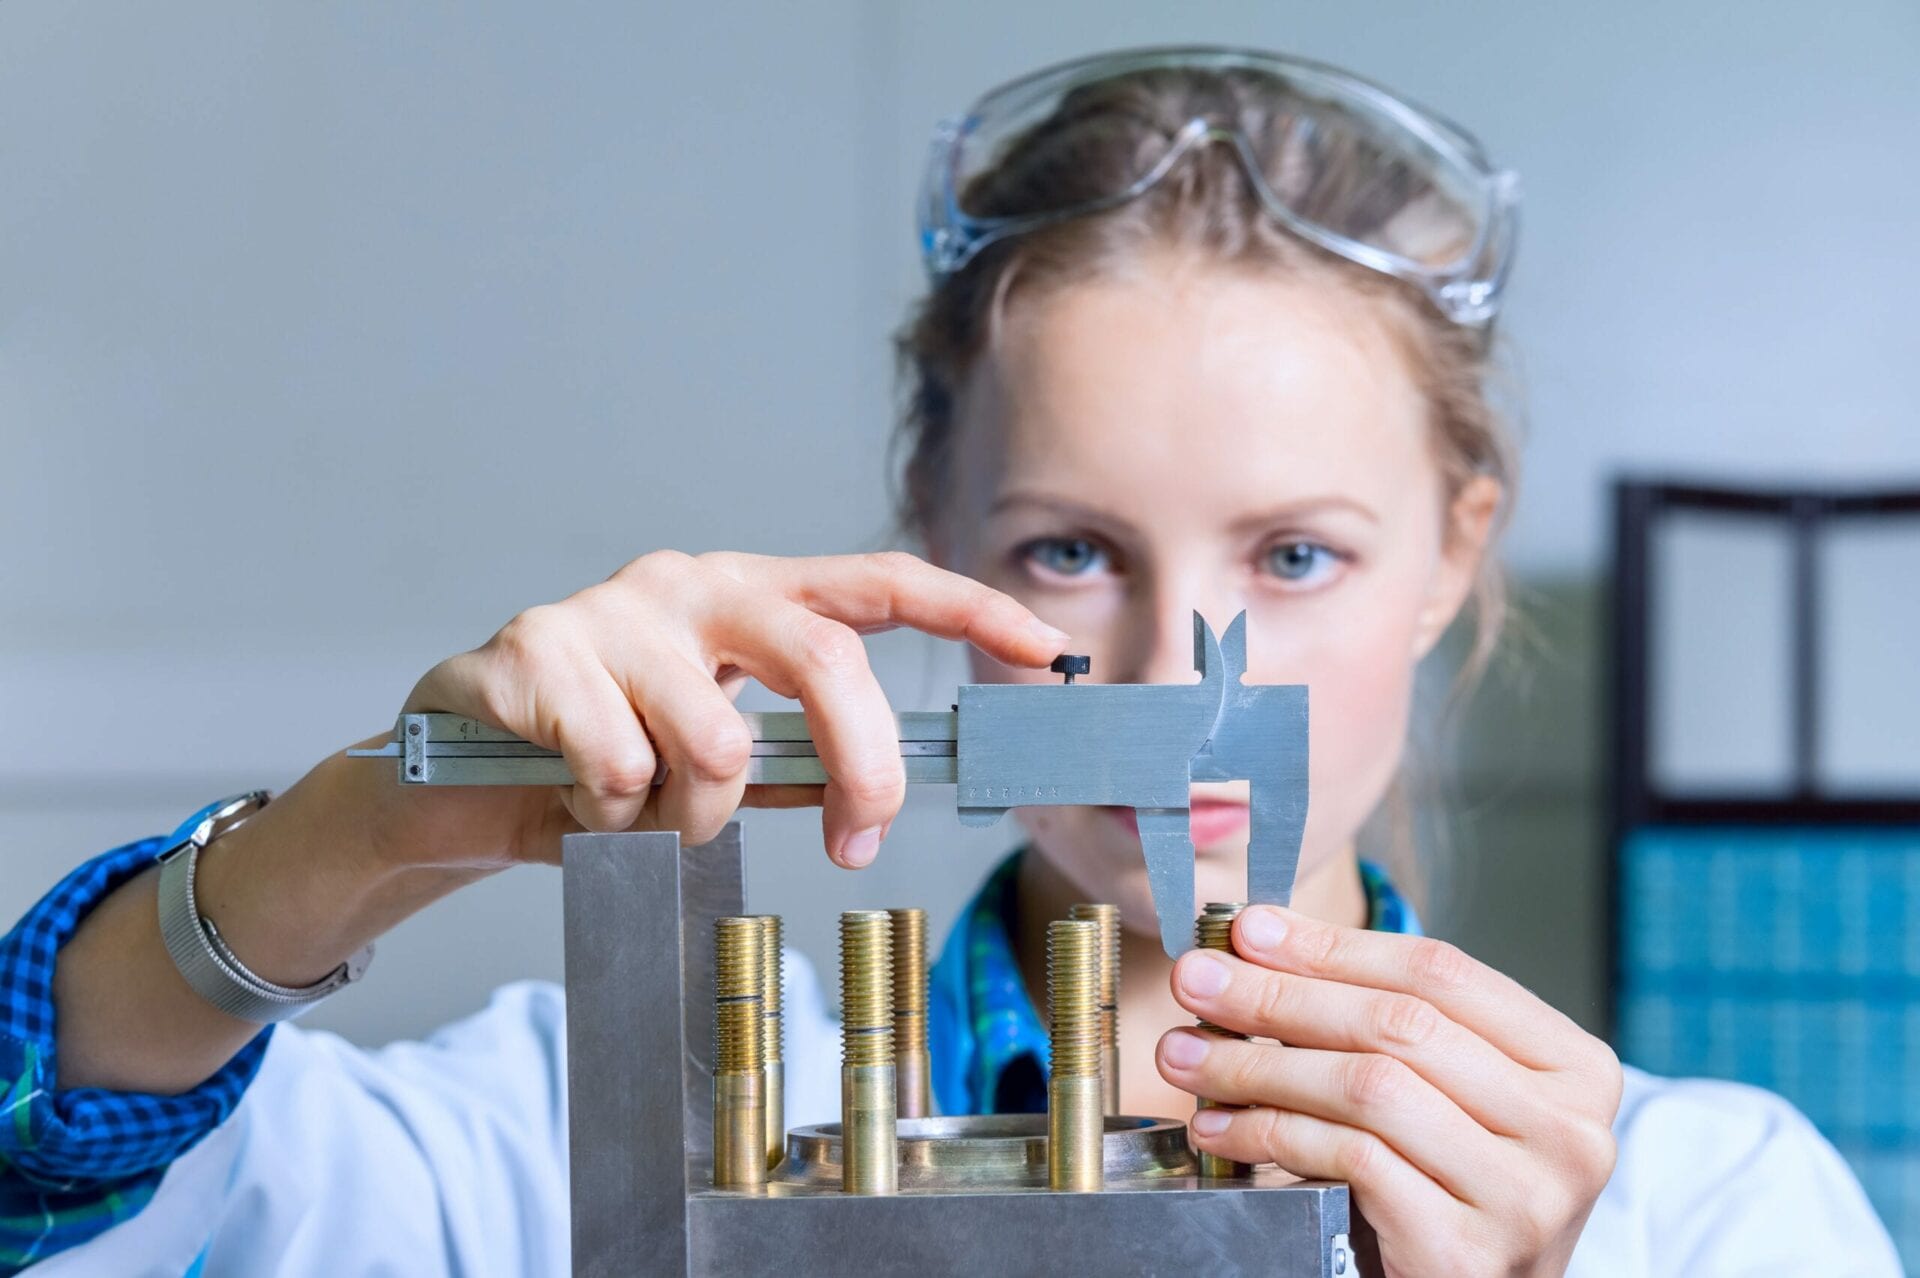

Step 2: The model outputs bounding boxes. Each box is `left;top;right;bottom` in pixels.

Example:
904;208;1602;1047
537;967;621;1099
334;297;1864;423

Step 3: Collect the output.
1050;654;1091;685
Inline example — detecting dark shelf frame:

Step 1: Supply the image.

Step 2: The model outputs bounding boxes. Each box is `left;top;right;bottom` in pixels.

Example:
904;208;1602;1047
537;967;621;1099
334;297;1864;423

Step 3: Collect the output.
1604;477;1920;1038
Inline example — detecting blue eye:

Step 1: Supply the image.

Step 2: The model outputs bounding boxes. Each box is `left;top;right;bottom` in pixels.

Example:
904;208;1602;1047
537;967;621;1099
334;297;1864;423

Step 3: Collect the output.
1022;537;1108;577
1264;540;1341;584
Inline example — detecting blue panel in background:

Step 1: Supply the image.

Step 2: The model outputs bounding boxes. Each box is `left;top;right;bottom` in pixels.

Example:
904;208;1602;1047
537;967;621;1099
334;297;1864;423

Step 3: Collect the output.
1617;827;1920;1269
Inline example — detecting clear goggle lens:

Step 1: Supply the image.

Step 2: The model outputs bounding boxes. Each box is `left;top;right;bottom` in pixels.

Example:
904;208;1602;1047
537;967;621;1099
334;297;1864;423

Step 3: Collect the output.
920;48;1518;326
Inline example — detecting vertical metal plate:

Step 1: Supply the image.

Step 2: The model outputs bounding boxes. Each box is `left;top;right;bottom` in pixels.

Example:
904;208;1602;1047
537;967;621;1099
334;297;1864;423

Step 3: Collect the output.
563;825;744;1277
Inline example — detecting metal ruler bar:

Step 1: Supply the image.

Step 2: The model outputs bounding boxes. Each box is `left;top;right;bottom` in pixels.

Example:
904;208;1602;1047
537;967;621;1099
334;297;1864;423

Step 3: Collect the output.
753;711;954;742
749;740;952;758
399;740;952;760
404;754;959;787
377;711;955;743
348;711;960;786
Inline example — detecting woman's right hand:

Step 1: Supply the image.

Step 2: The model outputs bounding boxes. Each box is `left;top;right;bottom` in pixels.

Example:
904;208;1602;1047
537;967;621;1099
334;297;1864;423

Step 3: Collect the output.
59;549;1065;1095
368;550;1070;874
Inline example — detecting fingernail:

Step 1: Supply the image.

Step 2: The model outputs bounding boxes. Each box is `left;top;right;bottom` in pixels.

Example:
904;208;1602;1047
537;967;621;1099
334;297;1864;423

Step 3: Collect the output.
1190;1107;1231;1137
1179;950;1231;999
1239;907;1287;952
840;826;882;868
1029;617;1070;647
1162;1029;1211;1070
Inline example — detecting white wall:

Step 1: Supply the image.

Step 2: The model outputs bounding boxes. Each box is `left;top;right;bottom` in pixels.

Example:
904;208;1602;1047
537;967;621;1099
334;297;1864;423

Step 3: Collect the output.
5;0;1916;1044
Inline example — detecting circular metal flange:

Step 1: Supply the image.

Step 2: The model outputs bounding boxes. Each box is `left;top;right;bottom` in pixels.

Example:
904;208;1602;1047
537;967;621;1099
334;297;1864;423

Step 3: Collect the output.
781;1114;1195;1189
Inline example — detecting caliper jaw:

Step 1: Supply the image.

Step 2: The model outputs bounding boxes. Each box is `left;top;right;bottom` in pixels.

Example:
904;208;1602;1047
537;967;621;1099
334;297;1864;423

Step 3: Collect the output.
954;612;1309;957
1189;612;1310;909
1131;806;1200;960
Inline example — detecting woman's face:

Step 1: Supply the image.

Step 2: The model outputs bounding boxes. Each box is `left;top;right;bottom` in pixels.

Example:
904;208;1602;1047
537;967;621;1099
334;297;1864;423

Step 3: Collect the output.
938;250;1497;934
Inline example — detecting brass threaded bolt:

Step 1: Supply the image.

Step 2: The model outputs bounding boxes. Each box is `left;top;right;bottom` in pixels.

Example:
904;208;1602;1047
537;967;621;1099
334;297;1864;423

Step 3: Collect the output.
1194;902;1251;1179
1048;920;1101;1078
889;907;926;1016
1068;903;1121;1015
754;915;783;1064
1048;919;1104;1191
840;910;898;1193
712;916;767;1188
1193;900;1246;948
749;915;786;1171
889;908;931;1119
1069;903;1121;1114
714;917;766;1073
1194;902;1248;1036
839;911;894;1064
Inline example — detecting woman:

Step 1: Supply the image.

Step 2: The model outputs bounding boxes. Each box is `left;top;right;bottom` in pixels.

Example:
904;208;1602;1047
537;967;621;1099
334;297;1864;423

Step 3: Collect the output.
4;47;1897;1276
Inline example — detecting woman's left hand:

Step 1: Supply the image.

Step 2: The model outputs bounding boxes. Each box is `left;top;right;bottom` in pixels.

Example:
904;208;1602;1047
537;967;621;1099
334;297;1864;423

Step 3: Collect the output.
1156;904;1623;1277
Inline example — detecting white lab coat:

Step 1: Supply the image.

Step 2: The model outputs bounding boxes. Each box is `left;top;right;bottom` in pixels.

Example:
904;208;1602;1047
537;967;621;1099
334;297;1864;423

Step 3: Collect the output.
34;959;1901;1276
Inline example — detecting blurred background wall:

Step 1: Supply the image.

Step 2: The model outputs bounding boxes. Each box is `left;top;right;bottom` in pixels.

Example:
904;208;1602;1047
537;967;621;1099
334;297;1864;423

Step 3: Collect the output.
4;0;1916;1048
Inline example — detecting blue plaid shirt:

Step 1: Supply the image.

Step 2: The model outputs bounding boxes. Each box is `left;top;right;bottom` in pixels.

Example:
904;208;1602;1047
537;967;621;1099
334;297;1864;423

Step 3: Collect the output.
927;851;1420;1116
1;837;272;1274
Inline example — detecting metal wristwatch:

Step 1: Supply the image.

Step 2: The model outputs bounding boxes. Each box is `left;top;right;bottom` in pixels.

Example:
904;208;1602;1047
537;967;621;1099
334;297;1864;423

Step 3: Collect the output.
156;791;375;1023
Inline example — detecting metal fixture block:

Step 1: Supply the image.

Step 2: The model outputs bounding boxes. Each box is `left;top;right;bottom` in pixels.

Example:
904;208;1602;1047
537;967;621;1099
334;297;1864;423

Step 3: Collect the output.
562;826;1351;1277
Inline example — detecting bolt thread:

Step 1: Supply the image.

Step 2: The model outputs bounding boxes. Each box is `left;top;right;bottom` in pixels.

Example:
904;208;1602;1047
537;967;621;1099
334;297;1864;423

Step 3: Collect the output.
1069;903;1120;1048
716;916;764;999
1193;900;1247;950
1048;920;1101;1078
1194;903;1248;1038
713;917;765;1074
888;908;927;1015
1068;903;1121;1008
840;911;894;1067
889;908;928;1070
751;915;783;1065
1194;903;1252;1176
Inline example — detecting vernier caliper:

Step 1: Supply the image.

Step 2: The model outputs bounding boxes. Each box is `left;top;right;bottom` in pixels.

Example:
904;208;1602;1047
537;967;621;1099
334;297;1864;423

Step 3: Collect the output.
348;611;1307;956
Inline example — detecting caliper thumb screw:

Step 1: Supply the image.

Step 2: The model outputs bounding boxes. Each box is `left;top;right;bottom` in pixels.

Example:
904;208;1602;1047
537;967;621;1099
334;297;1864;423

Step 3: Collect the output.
1050;654;1091;684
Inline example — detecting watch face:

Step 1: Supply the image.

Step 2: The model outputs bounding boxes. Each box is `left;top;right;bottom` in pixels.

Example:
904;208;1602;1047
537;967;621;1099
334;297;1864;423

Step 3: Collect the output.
163;798;226;852
194;791;272;848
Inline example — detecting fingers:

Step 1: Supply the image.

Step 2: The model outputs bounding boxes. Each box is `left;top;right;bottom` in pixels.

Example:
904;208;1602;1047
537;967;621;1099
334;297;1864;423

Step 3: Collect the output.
697;551;1069;668
1168;948;1545;1136
416;630;661;834
548;671;661;834
409;550;1046;871
618;648;753;848
1157;1031;1512;1203
1229;906;1597;1074
692;578;906;867
1183;1104;1461;1251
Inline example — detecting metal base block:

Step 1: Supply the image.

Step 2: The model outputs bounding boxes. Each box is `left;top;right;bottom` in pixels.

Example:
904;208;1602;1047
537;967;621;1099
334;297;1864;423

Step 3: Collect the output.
690;1182;1346;1276
563;826;1350;1277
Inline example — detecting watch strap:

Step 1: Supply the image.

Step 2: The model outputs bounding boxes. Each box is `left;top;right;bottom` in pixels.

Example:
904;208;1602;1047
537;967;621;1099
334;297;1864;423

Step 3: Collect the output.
156;793;374;1023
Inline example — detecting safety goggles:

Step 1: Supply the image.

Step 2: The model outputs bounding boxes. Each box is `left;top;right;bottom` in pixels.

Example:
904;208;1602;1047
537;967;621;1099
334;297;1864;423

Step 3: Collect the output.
918;46;1519;327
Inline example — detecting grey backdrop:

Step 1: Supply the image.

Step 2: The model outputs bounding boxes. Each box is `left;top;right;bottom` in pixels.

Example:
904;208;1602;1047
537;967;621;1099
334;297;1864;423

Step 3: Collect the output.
4;1;1916;1046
